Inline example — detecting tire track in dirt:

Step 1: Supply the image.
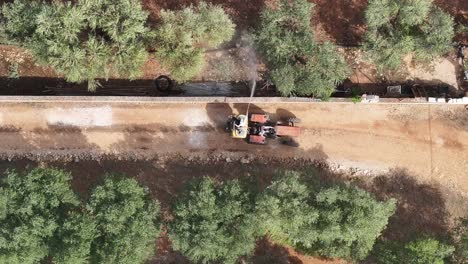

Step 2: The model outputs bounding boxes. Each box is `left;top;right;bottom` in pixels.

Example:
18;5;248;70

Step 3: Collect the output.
0;101;466;194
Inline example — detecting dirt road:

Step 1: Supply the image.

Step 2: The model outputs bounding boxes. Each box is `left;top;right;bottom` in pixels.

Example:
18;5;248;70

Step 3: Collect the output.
0;99;467;194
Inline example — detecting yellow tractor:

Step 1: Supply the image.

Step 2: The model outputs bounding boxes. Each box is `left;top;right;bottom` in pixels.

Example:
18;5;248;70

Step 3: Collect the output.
227;114;301;145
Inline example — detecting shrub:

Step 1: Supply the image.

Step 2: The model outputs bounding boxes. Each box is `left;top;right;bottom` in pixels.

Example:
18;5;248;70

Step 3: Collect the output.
168;177;257;264
154;2;235;82
87;176;160;264
8;62;19;79
453;217;468;263
364;0;455;71
0;168;80;264
257;171;396;261
374;238;455;264
255;0;350;98
2;0;150;91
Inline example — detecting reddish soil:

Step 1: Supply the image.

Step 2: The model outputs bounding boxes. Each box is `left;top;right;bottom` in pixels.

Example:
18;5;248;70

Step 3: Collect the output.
310;0;367;45
435;0;468;44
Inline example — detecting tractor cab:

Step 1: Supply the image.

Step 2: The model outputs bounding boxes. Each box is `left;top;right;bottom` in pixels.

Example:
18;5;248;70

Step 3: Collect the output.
227;115;248;139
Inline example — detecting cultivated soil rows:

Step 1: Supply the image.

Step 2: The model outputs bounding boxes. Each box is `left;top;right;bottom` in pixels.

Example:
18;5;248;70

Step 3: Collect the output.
0;101;466;195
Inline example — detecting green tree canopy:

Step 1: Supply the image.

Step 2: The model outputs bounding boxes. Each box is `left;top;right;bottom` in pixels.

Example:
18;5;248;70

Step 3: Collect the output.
2;0;150;91
364;0;455;71
0;168;80;264
255;0;350;98
374;238;455;264
87;176;160;264
312;184;396;260
52;212;96;264
154;2;235;82
168;177;257;264
256;171;320;246
257;171;396;261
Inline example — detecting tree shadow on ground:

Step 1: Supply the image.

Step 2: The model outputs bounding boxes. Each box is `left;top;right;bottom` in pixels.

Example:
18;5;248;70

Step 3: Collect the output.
30;124;99;151
311;0;367;45
0;125;35;157
434;0;468;44
0;159;39;181
232;102;265;115
275;108;297;120
251;238;303;264
0;76;158;96
359;168;450;242
205;103;233;132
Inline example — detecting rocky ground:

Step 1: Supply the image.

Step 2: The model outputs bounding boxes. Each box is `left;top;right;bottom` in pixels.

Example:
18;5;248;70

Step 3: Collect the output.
0;99;467;217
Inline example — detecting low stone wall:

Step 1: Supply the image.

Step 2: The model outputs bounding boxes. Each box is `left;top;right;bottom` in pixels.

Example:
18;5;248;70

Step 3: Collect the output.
0;95;467;104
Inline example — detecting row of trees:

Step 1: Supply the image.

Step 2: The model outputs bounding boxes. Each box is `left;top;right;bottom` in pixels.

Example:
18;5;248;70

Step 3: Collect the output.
364;0;455;71
0;0;234;91
170;171;397;263
134;170;467;264
0;168;160;264
0;0;457;97
1;167;466;263
255;0;350;98
256;0;455;97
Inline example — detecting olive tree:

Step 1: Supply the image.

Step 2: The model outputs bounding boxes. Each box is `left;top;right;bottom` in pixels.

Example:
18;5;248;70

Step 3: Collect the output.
311;184;396;260
2;0;150;91
52;212;96;264
87;176;161;264
257;171;396;261
154;2;235;82
0;168;80;264
168;177;257;264
256;171;319;245
374;238;455;264
364;0;455;71
255;0;350;98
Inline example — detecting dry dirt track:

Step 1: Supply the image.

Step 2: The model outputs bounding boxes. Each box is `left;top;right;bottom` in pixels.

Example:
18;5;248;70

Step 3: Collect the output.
0;99;467;195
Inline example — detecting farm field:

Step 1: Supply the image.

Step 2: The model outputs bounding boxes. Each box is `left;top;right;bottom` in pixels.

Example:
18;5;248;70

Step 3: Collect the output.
0;0;466;93
0;0;467;263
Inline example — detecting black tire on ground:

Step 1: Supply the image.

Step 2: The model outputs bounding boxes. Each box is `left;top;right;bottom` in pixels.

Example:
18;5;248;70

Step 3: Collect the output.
155;75;173;92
